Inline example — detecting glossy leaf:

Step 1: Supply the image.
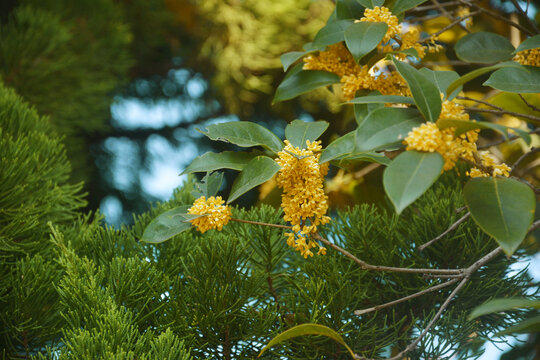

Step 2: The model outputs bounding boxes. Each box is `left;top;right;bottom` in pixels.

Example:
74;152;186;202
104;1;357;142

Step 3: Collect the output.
469;298;540;320
258;323;356;358
312;20;354;50
274;70;340;103
464;177;535;255
344;22;388;62
280;51;310;72
393;57;442;122
181;151;258;174
320;131;355;163
383;150;444;214
445;61;521;96
515;34;540;53
391;0;428;15
335;151;391;165
484;65;540;93
192;172;224;199
335;0;366;20
285;120;329;148
141;205;200;243
349;95;415;105
419;68;461;99
200;121;283;154
496;315;540;336
356;107;424;151
455;32;515;63
357;0;385;9
354;102;384;125
228;156;281;204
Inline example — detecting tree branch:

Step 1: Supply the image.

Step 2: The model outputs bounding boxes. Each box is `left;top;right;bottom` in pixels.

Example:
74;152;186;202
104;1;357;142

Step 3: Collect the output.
463;106;540;125
418;212;471;251
511;147;540;174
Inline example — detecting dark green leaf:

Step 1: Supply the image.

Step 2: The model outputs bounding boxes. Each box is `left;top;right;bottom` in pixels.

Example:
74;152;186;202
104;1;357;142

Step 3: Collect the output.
446;61;521;96
356;107;424;151
344;22;388;62
228;156;281;203
181;151;259;174
280;51;311;72
515;34;540;53
419;68;461;99
469;298;540;320
455;32;515;63
141;205;199;243
200;122;283;154
383;150;444;214
349;94;415;105
312;20;354;50
354;102;384;125
496;315;540;336
484;65;540;93
274;70;340;103
335;0;366;20
391;0;428;15
464;177;536;255
192;172;224;199
393;57;442;122
335;151;391;165
285;120;329;148
259;323;356;358
320;131;356;163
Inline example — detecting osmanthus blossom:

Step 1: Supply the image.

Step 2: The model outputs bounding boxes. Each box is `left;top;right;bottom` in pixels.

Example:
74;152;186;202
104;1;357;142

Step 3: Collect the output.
188;196;232;233
276;140;330;258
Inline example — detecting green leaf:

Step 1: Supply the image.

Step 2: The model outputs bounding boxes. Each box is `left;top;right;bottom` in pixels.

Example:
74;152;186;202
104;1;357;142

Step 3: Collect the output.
355;107;424;151
280;51;311;72
469;298;540;320
312;20;354;50
437;118;531;144
285;120;329;148
258;323;356;359
391;0;428;15
344;22;388;62
354;102;384;125
392;57;442;122
484;65;540;93
274;70;340;103
228;156;281;204
383;150;444;214
419;68;461;100
335;151;391;165
496;315;540;336
515;34;540;53
192;172;224;199
357;0;384;9
320;131;356;163
335;0;366;20
141;205;199;243
349;94;415;105
455;32;515;63
390;47;420;58
181;151;259;174
446;61;521;96
200;122;284;154
464;177;536;255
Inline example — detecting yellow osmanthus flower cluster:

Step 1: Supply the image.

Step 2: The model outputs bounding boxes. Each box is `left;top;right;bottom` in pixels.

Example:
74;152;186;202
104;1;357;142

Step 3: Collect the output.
276;140;330;258
467;151;511;178
304;7;441;101
187;196;232;233
359;6;401;43
404;100;478;171
455;7;473;29
514;48;540;67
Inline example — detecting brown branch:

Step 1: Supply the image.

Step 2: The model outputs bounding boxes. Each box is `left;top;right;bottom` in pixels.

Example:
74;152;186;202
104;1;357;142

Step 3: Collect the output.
418;212;471;251
459;0;534;36
312;233;464;275
430;0;471;33
230;218;292;229
478;128;540;149
511;147;540;174
354;278;460;315
518;94;540;113
463;106;540;125
420;11;480;43
509;0;540;34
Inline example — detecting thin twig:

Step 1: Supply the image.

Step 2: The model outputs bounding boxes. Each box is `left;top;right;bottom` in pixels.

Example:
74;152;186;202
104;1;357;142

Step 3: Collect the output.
422;60;472;67
511;147;540;173
518;94;540;113
478;128;540;149
431;0;471;33
459;0;534;36
455;206;467;214
463;107;540;125
409;1;464;12
510;0;540;34
312;233;464;275
420;11;480;43
457;96;503;110
354;278;460;315
230;218;292;229
418;212;471;251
